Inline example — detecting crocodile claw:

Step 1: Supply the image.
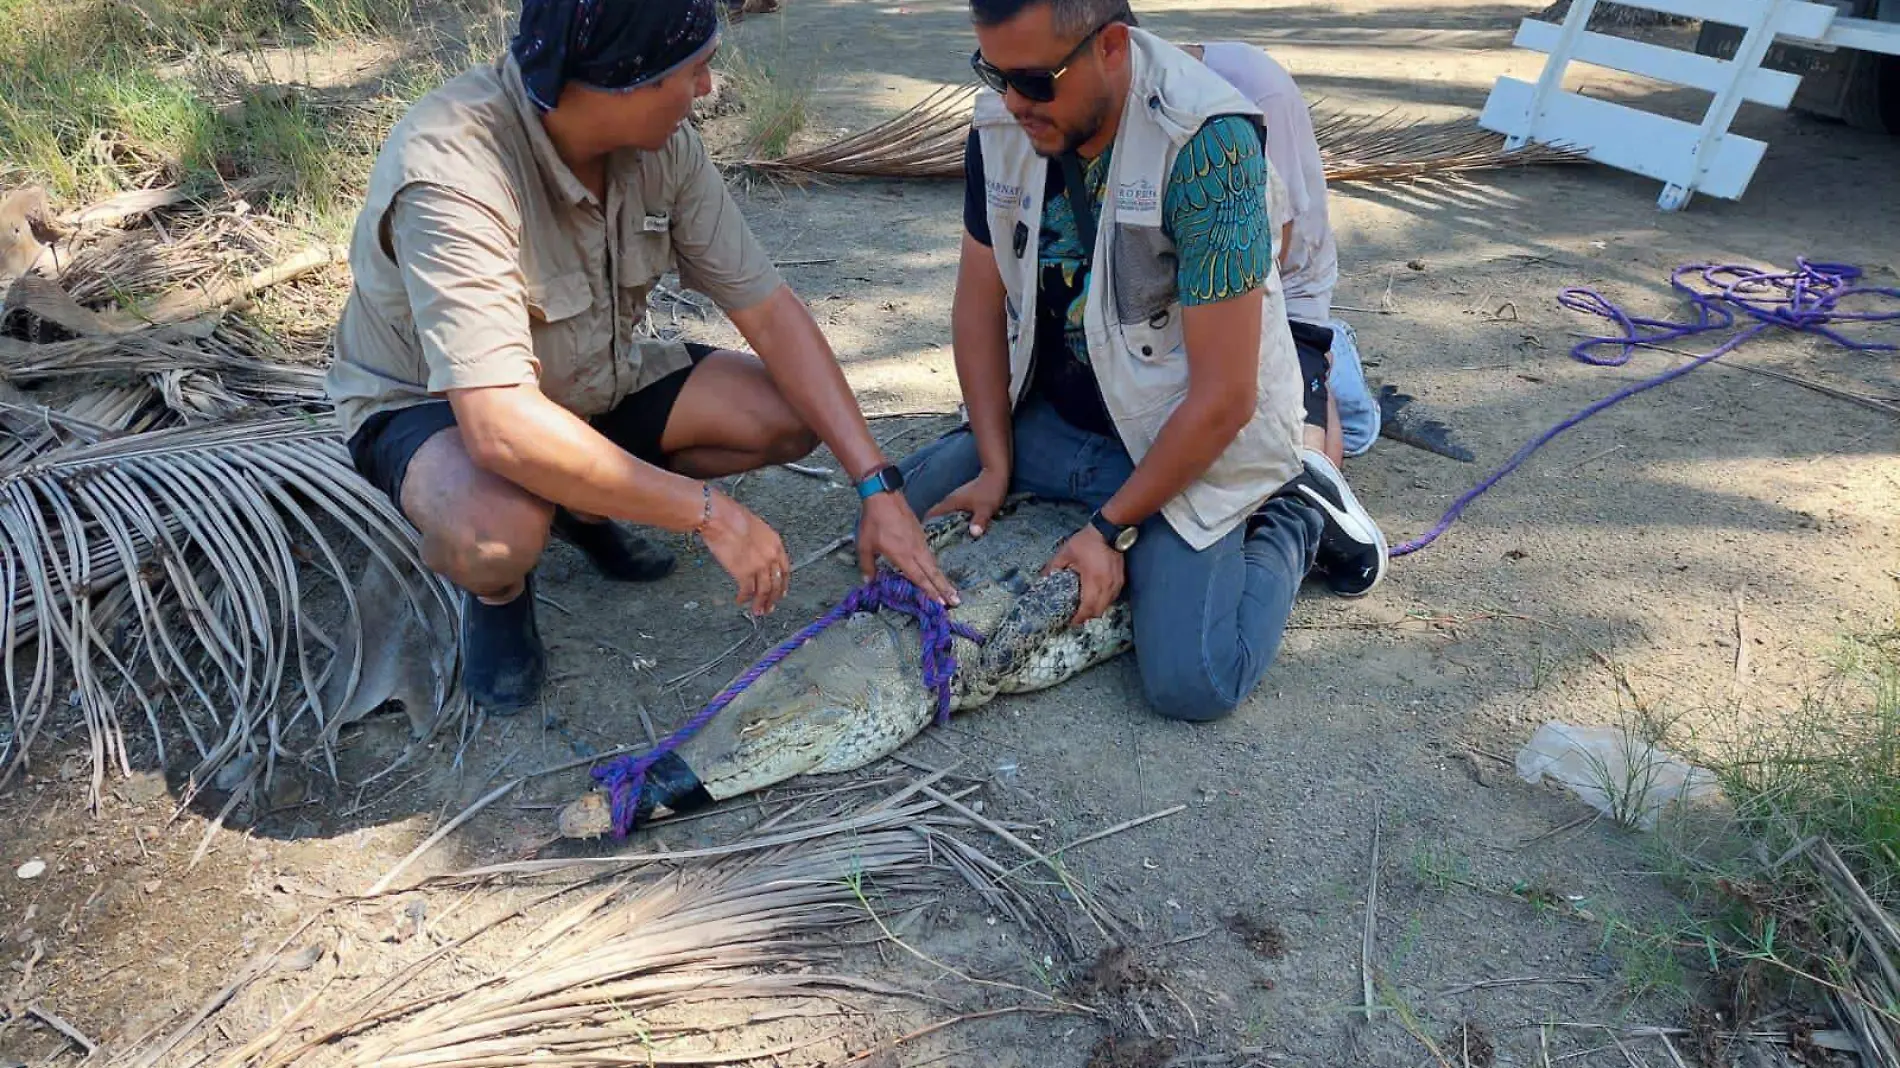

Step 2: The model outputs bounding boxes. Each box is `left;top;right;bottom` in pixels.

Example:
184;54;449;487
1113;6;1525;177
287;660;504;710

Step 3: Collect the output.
1376;384;1474;463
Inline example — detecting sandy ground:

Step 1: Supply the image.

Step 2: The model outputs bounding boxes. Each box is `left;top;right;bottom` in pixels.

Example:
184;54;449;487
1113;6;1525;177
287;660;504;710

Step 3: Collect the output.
4;0;1899;1065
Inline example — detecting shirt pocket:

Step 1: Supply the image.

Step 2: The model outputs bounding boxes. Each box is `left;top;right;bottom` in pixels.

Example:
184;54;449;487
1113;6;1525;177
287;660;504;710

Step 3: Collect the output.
525;271;590;324
615;205;676;291
614;212;676;364
524;269;609;413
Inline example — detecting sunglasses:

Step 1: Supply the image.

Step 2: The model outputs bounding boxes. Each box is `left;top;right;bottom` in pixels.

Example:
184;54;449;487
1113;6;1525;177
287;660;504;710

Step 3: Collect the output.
970;20;1111;103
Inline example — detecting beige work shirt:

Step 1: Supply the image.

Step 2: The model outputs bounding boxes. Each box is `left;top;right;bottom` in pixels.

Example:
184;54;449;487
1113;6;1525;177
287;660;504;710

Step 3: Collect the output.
326;54;784;441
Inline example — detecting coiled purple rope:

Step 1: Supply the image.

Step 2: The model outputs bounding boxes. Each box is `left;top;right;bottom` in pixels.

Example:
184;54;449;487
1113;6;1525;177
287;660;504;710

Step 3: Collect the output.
1390;258;1900;557
591;569;984;837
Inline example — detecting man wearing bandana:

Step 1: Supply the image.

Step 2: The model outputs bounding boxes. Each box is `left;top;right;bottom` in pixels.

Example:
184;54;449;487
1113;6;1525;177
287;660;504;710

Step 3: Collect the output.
325;0;956;715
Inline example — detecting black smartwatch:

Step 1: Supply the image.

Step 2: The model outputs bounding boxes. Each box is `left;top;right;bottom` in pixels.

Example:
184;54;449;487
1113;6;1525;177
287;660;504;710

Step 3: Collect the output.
854;463;905;501
1089;509;1139;552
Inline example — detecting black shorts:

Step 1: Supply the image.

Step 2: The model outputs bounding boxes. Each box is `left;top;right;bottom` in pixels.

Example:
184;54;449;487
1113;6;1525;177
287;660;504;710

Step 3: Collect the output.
1287;318;1334;430
348;342;716;510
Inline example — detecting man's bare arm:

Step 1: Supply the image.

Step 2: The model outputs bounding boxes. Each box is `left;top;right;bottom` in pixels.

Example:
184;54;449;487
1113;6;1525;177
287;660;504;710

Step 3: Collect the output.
1095;292;1263;527
452;384;794;615
917;232;1018;537
725;283;958;603
449;384;706;529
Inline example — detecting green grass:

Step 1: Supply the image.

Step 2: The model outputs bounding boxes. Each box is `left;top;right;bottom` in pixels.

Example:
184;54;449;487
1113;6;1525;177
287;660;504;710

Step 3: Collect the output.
1409;844;1475;894
0;0;467;231
1636;623;1900;1024
1716;632;1900;889
1596;910;1696;1010
715;16;815;161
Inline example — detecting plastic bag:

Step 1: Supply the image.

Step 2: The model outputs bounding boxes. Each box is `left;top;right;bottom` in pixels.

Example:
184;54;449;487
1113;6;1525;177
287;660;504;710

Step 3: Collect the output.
1515;722;1720;830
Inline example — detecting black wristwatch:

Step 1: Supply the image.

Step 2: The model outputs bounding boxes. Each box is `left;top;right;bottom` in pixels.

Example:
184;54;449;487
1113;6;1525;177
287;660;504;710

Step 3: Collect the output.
1089;509;1139;552
854;463;905;501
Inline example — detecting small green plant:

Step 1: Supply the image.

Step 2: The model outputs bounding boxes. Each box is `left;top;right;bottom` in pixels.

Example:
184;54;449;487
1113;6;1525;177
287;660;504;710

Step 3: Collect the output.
1372;974;1449;1063
1410;845;1476;893
1389;912;1426;971
716;21;814;160
1507;879;1566;918
1525;643;1558;692
1598;912;1694;1009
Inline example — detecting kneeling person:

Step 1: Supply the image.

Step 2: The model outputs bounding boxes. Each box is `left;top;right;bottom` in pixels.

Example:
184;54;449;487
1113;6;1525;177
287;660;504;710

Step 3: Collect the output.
325;0;954;715
898;0;1386;721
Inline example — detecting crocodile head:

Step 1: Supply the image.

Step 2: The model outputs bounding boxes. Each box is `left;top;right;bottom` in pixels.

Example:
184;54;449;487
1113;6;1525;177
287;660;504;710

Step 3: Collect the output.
557;608;948;839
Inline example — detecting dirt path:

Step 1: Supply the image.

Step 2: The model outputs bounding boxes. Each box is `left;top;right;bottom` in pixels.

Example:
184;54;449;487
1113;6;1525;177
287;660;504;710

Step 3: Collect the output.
4;1;1898;1065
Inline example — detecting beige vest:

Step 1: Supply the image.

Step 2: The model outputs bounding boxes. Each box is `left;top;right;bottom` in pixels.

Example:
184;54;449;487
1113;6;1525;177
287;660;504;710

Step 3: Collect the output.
973;28;1305;551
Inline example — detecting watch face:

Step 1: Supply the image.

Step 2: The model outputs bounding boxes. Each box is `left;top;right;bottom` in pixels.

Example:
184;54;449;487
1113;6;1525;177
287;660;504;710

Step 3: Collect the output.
1113;526;1138;551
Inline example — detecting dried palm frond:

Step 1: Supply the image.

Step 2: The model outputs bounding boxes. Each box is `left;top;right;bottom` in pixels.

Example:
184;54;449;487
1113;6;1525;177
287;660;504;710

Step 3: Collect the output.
121;777;1100;1068
1310;104;1582;184
0;199;433;805
339;832;934;1068
1;412;463;807
733;84;977;181
728;86;1582;185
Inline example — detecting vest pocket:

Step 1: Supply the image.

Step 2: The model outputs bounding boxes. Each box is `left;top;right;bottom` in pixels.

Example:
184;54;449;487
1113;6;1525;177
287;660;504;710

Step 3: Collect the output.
1109;223;1176;326
1116;314;1183;369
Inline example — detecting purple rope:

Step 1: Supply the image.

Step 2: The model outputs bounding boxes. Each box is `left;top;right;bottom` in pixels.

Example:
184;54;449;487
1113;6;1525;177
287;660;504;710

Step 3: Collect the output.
1390;259;1900;557
591;569;984;837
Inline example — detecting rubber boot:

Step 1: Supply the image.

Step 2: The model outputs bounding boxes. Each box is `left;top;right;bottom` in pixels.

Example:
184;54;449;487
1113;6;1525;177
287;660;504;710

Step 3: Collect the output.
460;574;546;715
550;508;676;582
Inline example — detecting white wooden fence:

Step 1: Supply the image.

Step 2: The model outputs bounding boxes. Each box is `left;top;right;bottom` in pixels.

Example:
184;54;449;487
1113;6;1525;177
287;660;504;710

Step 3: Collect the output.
1479;0;1898;210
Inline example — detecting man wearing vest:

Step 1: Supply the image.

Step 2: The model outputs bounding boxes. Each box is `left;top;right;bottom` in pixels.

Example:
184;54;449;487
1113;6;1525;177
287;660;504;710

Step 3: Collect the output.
324;0;957;716
895;0;1388;721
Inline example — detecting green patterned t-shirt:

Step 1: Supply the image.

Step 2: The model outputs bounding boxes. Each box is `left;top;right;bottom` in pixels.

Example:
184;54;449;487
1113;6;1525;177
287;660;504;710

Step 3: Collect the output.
989;114;1273;436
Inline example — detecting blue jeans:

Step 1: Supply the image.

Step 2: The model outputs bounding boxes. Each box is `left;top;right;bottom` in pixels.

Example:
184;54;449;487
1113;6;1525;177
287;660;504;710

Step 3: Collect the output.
897;398;1322;722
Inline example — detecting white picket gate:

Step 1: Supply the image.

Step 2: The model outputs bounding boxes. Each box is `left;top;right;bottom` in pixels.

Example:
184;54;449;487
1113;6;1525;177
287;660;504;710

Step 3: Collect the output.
1477;0;1898;210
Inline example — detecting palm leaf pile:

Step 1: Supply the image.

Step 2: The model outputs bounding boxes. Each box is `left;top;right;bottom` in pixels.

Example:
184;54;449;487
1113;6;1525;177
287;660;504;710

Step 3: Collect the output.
0;188;463;816
734;85;1581;184
113;774;1144;1067
1308;104;1583;184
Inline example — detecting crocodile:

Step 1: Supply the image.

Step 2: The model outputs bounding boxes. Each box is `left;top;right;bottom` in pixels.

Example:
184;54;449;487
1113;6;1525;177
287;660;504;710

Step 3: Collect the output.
554;395;1470;839
557;498;1133;838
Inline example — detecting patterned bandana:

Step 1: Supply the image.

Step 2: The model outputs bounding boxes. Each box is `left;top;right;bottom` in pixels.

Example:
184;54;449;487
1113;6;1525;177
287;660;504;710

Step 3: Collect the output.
511;0;719;112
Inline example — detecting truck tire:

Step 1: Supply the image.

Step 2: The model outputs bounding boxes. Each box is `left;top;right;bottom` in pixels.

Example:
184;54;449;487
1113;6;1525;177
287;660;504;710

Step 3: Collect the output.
1695;15;1899;134
1839;50;1900;133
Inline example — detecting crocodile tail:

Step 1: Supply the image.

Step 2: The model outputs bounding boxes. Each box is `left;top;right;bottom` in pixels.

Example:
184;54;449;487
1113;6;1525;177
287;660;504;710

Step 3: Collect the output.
1376;384;1475;463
